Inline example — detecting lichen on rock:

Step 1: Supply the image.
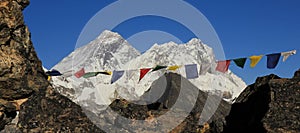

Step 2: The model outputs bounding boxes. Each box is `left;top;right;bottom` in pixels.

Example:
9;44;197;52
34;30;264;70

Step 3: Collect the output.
0;0;104;132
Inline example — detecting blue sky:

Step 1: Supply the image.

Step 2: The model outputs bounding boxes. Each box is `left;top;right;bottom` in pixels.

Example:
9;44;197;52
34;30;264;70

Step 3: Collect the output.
23;0;300;85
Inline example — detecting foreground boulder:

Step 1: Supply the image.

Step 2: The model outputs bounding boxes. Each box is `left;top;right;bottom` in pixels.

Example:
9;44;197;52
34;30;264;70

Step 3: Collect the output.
0;0;103;132
224;69;300;133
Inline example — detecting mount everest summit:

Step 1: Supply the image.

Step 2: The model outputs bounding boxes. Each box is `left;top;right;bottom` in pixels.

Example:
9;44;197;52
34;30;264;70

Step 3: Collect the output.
50;30;246;111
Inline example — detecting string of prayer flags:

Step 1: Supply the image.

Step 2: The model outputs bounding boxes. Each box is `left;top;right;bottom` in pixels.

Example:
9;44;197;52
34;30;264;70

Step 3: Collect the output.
111;70;125;84
266;53;281;69
167;65;181;71
249;55;263;68
233;58;247;69
185;64;198;79
152;65;167;72
216;60;231;73
46;69;62;76
66;50;297;82
75;68;85;78
281;50;296;62
139;68;152;82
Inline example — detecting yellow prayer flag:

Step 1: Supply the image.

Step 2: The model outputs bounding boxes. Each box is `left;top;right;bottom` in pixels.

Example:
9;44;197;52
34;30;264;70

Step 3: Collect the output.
107;71;112;75
47;76;51;81
167;65;181;71
249;55;263;68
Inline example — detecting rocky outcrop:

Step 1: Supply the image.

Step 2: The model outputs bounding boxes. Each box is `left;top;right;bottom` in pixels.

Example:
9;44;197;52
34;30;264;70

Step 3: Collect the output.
1;0;298;132
0;0;103;132
92;73;231;132
223;69;300;133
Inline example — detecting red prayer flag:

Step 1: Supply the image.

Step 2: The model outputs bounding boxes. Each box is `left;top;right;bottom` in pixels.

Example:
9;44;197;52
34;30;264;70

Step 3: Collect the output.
216;60;231;73
74;68;85;78
139;68;152;82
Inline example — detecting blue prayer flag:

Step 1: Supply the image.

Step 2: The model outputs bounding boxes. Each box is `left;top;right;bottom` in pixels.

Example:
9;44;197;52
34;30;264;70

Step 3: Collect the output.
267;53;281;69
185;64;198;79
111;70;125;84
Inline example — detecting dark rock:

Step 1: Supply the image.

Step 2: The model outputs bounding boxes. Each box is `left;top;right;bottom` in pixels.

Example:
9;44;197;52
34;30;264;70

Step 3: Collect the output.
293;68;300;78
94;73;231;132
0;0;104;132
224;73;300;133
17;86;104;132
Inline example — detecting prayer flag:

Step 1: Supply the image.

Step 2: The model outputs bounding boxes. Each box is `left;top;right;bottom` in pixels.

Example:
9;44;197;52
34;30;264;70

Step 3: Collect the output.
126;70;135;80
98;71;112;75
46;69;62;76
233;58;247;68
185;64;198;79
267;53;281;69
249;55;263;68
167;65;181;71
47;76;51;81
199;63;210;75
281;50;296;62
216;60;231;73
139;68;152;82
83;72;100;78
152;65;167;72
74;68;85;78
62;70;73;78
111;70;125;84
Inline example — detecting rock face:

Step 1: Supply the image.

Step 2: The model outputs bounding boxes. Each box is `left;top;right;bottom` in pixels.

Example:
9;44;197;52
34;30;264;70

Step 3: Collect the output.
0;0;103;132
0;0;46;101
223;69;300;133
91;73;231;132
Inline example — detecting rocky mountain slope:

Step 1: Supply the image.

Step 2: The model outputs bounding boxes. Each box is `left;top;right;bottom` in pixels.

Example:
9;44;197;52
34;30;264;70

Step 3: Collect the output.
87;73;231;133
223;69;300;133
0;0;103;132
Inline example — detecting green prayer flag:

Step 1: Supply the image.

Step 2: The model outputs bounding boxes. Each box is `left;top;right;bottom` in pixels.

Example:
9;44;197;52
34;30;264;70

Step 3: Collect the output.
83;72;100;78
233;58;247;68
152;65;167;72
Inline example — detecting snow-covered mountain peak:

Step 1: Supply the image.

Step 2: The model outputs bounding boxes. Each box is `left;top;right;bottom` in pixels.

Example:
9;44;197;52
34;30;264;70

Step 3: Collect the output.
53;30;140;72
149;41;177;52
144;38;214;63
90;30;130;49
121;38;245;98
50;30;246;111
96;30;123;40
187;38;202;45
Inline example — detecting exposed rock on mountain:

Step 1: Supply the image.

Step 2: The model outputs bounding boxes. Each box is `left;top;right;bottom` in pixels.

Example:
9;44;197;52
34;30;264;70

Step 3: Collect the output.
88;73;231;132
223;69;300;133
0;0;103;132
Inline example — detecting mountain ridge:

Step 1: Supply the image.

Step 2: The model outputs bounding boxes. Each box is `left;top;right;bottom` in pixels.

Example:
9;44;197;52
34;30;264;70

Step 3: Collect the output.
49;30;246;114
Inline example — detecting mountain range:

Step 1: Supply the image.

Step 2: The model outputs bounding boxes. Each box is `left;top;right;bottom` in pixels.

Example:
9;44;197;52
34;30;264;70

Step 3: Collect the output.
50;30;246;113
